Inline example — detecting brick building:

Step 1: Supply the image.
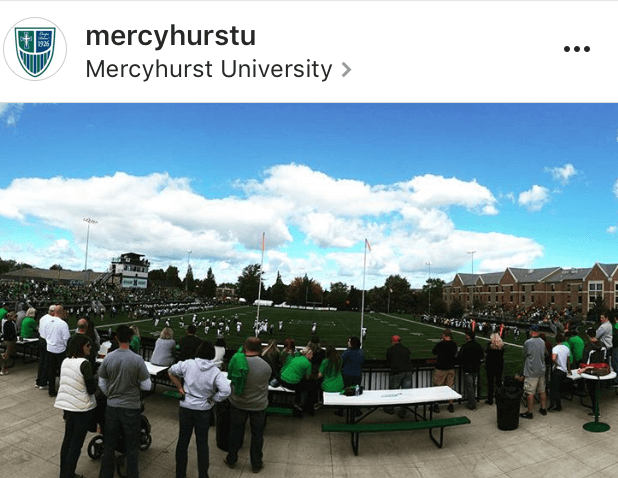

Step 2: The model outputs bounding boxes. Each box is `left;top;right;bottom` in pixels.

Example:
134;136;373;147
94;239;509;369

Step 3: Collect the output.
443;263;618;316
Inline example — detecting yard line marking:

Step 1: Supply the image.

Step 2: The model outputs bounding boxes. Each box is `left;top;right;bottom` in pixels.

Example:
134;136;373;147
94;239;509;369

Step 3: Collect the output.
377;313;524;349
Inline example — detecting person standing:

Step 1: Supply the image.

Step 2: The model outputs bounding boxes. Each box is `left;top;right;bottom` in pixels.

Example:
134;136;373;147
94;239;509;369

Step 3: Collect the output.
98;325;151;478
549;333;570;412
36;304;56;389
342;336;364;389
44;305;71;397
432;329;458;413
179;325;202;361
67;318;97;370
1;312;17;375
596;314;612;361
484;333;505;405
457;329;484;411
385;335;413;417
520;324;548;419
168;341;231;478
54;334;97;478
225;337;272;474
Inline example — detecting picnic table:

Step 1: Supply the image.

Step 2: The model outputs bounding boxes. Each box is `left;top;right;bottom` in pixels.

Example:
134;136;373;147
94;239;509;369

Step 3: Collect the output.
322;387;469;454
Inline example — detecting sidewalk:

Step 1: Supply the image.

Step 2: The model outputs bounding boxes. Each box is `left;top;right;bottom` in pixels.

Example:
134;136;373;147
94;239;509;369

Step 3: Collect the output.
2;361;618;478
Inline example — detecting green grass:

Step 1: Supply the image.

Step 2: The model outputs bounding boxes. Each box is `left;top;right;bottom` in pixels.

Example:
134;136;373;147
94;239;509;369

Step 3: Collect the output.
91;305;525;378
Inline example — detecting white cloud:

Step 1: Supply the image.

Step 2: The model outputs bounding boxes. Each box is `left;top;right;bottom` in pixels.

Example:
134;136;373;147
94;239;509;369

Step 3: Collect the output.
518;185;550;212
0;165;545;288
0;103;24;127
545;163;578;185
607;226;617;234
613;179;618;198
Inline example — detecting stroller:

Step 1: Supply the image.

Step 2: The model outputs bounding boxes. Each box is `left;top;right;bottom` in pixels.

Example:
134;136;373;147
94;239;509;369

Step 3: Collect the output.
87;391;152;477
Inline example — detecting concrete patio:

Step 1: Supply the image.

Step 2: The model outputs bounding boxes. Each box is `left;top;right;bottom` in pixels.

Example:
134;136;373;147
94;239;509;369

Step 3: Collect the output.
3;361;618;478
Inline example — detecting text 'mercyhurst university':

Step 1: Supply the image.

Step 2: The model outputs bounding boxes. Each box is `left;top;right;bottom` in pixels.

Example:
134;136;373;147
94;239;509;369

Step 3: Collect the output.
87;25;255;50
86;59;333;82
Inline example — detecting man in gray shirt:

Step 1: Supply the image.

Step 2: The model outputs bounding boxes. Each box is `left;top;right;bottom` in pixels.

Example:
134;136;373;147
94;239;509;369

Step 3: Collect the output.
98;325;151;478
596;314;613;350
520;324;548;419
224;337;271;474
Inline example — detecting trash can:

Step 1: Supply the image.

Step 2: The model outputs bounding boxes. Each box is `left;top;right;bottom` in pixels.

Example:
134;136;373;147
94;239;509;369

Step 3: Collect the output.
496;377;524;431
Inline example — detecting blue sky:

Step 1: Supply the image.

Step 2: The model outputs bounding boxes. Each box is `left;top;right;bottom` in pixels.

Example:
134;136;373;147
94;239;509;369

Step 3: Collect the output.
0;103;617;290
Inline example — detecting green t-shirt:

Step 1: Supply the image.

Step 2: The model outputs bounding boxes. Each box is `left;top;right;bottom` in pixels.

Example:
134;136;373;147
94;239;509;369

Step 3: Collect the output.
130;335;141;354
20;316;37;338
319;358;344;392
280;350;300;373
280;355;311;384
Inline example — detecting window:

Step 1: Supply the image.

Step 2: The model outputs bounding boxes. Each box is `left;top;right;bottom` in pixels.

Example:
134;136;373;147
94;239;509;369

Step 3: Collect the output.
551;296;555;304
531;285;535;292
589;281;603;303
551;284;555;292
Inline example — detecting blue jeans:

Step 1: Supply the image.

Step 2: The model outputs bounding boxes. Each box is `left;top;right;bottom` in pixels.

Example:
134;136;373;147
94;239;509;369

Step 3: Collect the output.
389;371;413;390
386;372;413;414
99;406;141;478
176;407;210;478
226;405;266;469
60;409;94;478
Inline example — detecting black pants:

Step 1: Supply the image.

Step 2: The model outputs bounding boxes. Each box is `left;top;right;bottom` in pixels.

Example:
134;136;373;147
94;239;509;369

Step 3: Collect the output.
36;339;48;386
550;369;567;408
486;368;502;404
47;350;66;395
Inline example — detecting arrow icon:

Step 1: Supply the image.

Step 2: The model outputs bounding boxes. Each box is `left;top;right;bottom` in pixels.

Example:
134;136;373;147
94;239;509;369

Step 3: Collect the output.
342;62;351;77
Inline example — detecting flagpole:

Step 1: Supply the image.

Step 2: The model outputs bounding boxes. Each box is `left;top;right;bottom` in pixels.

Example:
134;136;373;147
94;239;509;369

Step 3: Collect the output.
256;232;265;322
360;239;368;347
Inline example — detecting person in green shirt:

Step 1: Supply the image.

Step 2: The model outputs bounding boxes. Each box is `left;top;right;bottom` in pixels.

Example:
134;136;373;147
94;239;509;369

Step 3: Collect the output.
566;329;584;367
280;348;313;414
129;325;141;354
318;345;344;393
20;308;38;339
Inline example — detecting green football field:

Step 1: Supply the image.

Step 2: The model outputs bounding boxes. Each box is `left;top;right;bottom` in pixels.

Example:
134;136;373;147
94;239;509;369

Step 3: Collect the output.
91;304;525;379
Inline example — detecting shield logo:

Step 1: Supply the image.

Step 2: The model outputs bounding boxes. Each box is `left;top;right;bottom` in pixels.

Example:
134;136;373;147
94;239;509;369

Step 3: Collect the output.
15;27;55;77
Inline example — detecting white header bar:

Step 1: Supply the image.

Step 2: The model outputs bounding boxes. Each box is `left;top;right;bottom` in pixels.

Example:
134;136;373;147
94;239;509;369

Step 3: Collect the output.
1;1;613;102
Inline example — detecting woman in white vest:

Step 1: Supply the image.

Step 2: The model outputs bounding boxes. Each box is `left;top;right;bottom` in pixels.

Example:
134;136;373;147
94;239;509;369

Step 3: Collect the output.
55;334;97;478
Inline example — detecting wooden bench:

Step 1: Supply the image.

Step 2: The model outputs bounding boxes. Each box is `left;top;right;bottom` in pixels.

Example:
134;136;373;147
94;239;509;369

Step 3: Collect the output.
322;416;471;455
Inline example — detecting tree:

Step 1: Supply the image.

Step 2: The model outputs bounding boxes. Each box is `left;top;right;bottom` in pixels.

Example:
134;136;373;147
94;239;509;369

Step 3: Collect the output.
270;271;287;304
237;264;264;303
347;286;362;311
182;265;196;292
449;299;465;318
50;264;63;270
148;268;166;286
588;296;607;322
165;265;182;288
327;282;349;310
421;278;446;315
200;267;217;299
384;275;412;313
285;275;323;306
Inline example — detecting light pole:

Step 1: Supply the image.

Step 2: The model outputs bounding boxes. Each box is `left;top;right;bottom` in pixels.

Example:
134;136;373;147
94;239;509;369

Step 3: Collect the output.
186;249;192;291
467;250;476;310
387;287;392;314
426;261;432;315
83;217;98;284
